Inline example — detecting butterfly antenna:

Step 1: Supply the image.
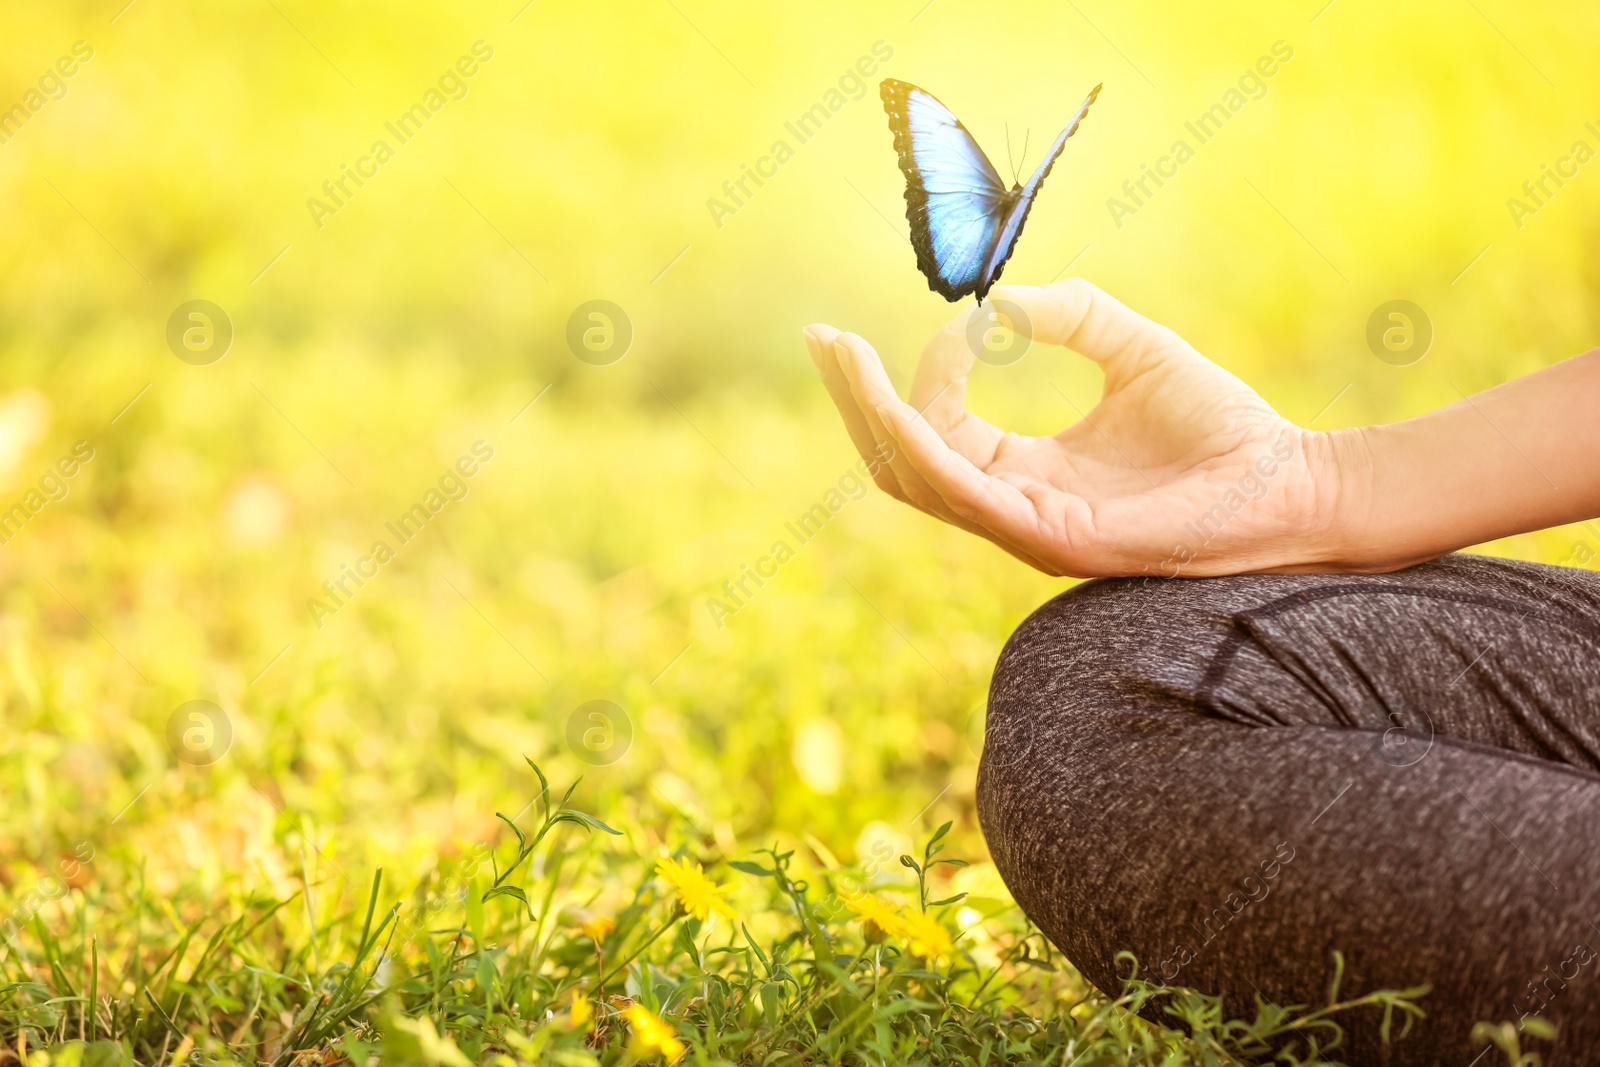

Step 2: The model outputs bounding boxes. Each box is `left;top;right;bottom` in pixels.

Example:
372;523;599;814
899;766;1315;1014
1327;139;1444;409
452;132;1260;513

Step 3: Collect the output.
1005;122;1018;184
1019;129;1031;177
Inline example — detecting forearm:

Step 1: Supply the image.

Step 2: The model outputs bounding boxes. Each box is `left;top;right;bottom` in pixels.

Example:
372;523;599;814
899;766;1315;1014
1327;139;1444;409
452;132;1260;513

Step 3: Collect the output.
1321;348;1600;571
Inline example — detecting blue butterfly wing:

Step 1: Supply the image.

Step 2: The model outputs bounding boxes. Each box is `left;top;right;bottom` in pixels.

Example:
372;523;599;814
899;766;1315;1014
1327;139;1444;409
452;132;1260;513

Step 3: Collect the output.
881;79;1009;301
978;84;1101;300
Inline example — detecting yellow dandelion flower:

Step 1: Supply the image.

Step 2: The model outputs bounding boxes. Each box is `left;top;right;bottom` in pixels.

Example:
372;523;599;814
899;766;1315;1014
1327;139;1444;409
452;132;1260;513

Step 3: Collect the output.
579;914;616;941
655;856;736;920
843;893;904;942
568;989;592;1031
625;1003;686;1061
895;909;954;959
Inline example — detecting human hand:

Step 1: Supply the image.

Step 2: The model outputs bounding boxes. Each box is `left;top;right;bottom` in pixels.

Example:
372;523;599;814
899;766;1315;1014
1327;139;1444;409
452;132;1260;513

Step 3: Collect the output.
803;278;1345;578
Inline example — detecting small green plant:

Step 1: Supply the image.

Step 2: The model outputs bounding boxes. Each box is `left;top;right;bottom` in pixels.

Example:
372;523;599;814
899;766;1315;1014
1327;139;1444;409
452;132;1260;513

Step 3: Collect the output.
1472;1016;1559;1067
480;758;621;921
898;819;969;912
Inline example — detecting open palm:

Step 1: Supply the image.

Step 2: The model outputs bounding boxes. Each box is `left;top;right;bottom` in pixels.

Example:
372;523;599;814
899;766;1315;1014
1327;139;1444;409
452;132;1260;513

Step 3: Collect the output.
804;279;1337;578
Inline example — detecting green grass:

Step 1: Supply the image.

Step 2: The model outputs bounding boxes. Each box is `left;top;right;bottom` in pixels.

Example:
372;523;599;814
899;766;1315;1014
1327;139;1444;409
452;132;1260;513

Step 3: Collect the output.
0;760;1486;1067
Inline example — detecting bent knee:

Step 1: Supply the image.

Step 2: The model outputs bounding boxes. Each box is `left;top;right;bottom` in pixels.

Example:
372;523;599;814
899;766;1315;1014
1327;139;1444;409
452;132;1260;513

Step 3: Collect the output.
989;578;1151;712
981;569;1334;761
981;576;1204;761
977;579;1166;831
975;575;1252;859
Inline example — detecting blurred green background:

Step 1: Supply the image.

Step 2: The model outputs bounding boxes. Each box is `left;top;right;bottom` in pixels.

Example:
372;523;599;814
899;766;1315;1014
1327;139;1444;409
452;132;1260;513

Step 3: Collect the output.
2;0;1598;915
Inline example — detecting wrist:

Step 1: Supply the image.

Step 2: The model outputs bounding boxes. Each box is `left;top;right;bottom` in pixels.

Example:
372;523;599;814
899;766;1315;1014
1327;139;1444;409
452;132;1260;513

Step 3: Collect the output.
1309;426;1371;569
1306;424;1444;573
1294;425;1389;572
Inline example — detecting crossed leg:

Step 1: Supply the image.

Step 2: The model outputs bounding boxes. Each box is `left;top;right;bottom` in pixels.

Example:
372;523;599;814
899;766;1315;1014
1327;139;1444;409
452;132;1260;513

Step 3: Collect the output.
978;553;1600;1064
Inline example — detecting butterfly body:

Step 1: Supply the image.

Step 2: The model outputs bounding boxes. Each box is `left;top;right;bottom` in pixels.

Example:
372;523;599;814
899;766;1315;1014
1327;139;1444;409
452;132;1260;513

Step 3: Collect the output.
881;78;1100;303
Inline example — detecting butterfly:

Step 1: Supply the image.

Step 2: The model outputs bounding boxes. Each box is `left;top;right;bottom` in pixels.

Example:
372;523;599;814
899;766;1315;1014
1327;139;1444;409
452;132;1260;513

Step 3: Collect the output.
880;79;1100;303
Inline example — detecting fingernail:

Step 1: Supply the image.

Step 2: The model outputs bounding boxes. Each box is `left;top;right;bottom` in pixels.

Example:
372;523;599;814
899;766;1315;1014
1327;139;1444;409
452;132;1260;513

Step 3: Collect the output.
801;327;821;367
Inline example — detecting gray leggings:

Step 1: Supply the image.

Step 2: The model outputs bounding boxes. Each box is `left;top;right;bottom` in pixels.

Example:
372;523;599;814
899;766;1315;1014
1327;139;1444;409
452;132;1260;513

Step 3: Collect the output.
976;554;1600;1064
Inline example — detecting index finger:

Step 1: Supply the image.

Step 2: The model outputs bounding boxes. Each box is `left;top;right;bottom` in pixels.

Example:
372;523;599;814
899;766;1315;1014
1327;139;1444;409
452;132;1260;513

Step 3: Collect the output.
987;277;1185;372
